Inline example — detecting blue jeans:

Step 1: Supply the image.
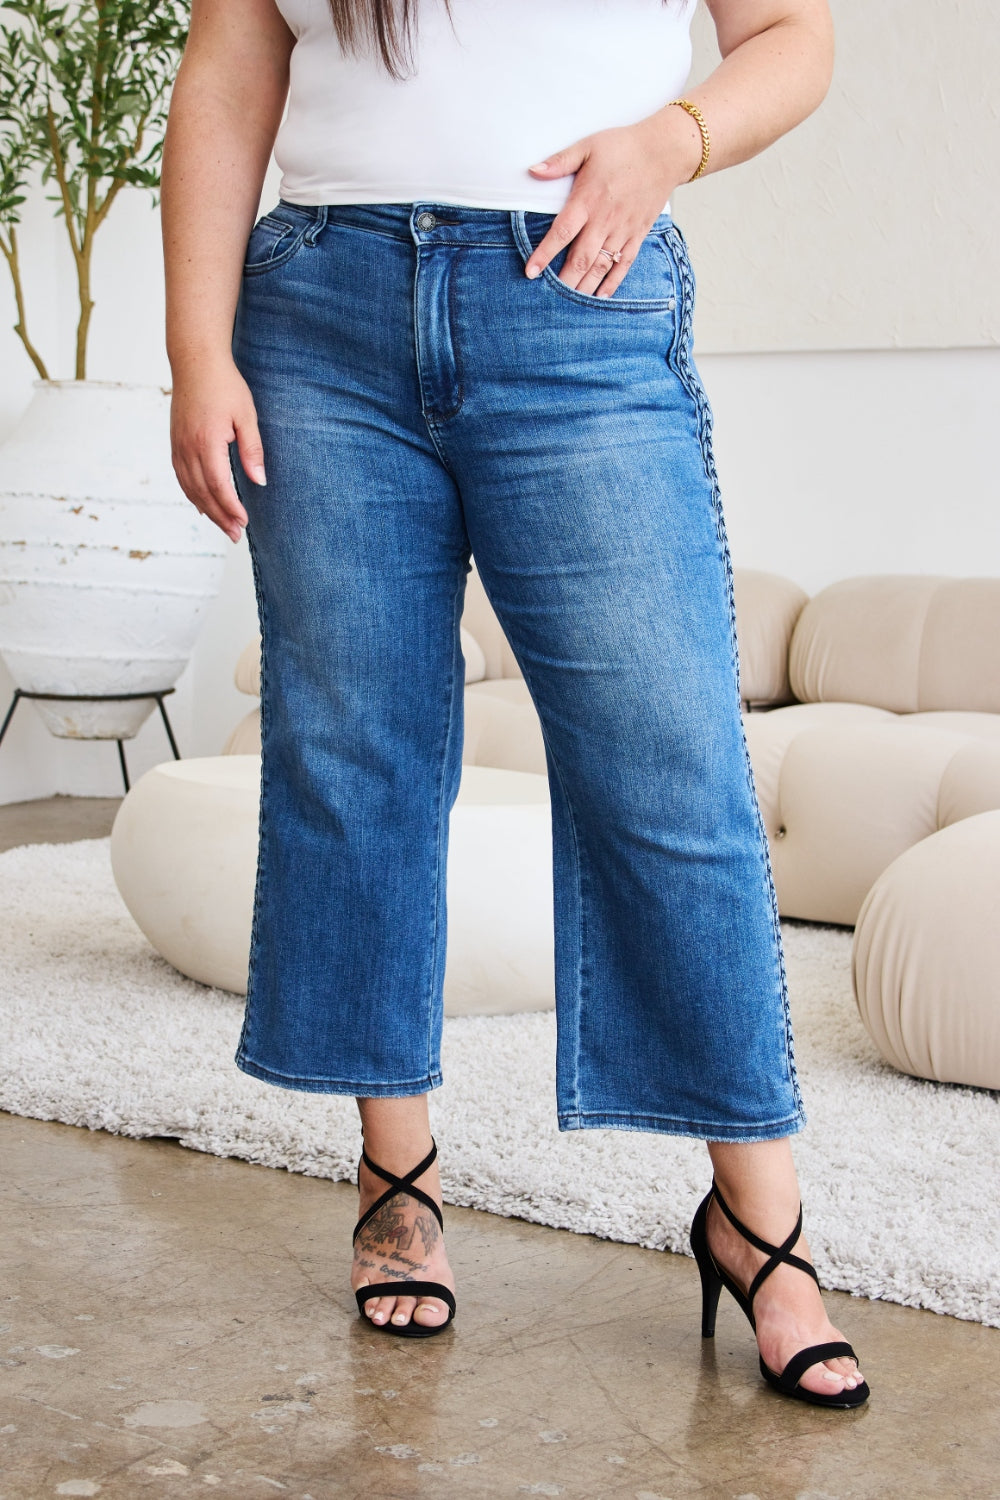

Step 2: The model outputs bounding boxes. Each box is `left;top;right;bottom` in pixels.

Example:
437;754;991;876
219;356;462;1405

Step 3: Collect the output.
230;199;805;1142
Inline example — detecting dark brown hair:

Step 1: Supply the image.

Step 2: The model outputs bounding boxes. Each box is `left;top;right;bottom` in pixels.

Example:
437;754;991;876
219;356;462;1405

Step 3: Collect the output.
327;0;454;81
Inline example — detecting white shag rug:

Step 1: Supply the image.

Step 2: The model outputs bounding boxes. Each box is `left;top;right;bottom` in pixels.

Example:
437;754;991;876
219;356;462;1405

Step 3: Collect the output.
2;837;998;1329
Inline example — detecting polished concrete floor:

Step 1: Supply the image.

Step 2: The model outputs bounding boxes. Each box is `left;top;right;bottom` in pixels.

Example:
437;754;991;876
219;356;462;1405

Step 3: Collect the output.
2;797;999;1500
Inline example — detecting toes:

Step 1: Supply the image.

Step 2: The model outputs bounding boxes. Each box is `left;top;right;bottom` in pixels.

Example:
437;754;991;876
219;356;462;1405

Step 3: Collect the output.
412;1299;450;1329
389;1296;417;1328
799;1363;848;1395
826;1355;864;1387
358;1289;451;1331
366;1294;397;1326
798;1358;862;1396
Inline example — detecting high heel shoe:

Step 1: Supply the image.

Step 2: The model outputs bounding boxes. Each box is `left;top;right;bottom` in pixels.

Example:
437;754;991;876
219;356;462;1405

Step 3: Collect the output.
690;1178;869;1408
352;1138;456;1339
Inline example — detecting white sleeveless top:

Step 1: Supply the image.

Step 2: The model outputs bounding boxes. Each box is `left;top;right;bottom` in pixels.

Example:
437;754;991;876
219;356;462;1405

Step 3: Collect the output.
272;0;698;213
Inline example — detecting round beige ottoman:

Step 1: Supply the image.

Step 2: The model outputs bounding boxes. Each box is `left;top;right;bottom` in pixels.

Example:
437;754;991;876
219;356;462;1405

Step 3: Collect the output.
110;755;554;1016
852;810;1000;1089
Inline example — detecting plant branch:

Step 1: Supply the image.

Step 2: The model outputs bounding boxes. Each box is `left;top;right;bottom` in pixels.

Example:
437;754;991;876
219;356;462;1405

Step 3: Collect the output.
0;224;50;379
75;0;109;377
92;165;125;232
45;103;82;265
1;0;192;380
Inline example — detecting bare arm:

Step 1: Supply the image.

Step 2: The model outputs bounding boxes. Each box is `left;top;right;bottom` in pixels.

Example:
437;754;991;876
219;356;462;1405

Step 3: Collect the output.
161;0;294;541
644;0;836;178
525;0;835;297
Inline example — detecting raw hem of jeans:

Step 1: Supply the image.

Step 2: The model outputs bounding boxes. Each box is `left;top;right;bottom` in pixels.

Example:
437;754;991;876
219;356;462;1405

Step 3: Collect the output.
234;1053;442;1098
556;1108;807;1143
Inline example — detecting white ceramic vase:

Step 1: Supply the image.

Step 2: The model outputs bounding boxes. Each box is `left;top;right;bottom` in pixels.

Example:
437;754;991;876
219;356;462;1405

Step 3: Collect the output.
0;381;227;739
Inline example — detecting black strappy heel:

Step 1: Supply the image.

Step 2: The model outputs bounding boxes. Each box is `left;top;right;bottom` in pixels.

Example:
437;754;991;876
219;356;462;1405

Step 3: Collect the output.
690;1179;869;1408
352;1138;456;1339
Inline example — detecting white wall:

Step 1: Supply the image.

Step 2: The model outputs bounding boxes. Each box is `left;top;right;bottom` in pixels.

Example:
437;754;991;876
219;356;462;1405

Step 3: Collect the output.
699;347;1000;593
677;0;1000;351
1;2;998;803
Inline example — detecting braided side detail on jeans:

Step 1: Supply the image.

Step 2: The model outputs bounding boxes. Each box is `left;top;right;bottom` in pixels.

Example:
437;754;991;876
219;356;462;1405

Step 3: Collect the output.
659;222;804;1120
235;489;270;1069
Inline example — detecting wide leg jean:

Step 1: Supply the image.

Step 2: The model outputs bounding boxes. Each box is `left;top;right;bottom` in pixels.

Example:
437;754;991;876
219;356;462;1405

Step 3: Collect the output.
229;200;805;1142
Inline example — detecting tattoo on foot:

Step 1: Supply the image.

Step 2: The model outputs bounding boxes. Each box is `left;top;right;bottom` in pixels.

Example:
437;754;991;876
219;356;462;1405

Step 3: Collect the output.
354;1189;445;1297
357;1194;440;1260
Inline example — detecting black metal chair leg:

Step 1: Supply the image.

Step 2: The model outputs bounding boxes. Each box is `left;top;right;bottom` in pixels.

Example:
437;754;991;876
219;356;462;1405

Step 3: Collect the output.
0;689;23;747
116;739;131;794
156;693;182;760
0;686;180;794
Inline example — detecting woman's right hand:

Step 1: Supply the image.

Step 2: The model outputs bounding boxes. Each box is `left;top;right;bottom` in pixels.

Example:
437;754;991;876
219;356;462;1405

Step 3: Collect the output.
169;358;266;543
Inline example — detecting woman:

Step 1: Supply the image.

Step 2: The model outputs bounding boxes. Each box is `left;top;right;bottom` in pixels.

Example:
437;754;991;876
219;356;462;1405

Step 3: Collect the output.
162;0;868;1407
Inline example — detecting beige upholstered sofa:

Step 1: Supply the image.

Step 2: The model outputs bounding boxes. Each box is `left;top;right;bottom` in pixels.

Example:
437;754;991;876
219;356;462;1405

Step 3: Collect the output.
224;565;1000;928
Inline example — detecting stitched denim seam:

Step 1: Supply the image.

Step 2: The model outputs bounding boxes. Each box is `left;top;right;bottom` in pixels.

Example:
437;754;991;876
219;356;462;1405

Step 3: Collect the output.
257;214;295;232
275;198;412;244
555;749;587;1120
302;205;329;246
443;244;467;418
414;261;452;447
424;566;467;1083
661;222;804;1120
411;245;466;422
276;199;323;220
330;220;414;245
557;1107;806;1142
243;223;311;277
421;414;461;478
528;715;587;1119
237;1054;443;1096
234;505;269;1073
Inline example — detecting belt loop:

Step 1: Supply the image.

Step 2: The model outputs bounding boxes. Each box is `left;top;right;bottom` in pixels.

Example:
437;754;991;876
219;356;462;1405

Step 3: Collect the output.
305;205;328;246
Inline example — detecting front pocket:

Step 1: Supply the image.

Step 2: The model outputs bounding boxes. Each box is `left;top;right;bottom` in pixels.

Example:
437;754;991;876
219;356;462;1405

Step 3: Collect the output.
243;211;311;277
512;210;678;312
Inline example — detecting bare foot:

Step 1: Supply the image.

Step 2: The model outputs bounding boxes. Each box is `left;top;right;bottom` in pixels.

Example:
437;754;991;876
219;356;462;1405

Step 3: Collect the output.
352;1155;456;1332
706;1195;864;1399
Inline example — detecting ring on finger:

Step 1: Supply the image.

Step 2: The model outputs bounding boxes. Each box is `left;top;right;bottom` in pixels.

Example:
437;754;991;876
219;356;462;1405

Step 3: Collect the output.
597;246;623;265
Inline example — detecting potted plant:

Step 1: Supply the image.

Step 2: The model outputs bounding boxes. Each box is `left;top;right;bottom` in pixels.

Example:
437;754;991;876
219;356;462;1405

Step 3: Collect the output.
0;0;227;747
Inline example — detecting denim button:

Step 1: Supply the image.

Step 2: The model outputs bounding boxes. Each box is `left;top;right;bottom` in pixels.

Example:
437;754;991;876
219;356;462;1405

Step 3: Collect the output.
416;212;438;230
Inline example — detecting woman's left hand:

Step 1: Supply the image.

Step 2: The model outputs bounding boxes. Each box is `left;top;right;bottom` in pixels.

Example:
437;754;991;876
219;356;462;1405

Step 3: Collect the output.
524;113;702;297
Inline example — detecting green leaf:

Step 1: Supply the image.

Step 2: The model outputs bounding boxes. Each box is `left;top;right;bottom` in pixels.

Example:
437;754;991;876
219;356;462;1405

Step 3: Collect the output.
0;0;191;369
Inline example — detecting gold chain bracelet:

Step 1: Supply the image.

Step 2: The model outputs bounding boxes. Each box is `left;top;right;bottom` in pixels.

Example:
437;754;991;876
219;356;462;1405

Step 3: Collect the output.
667;98;710;182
